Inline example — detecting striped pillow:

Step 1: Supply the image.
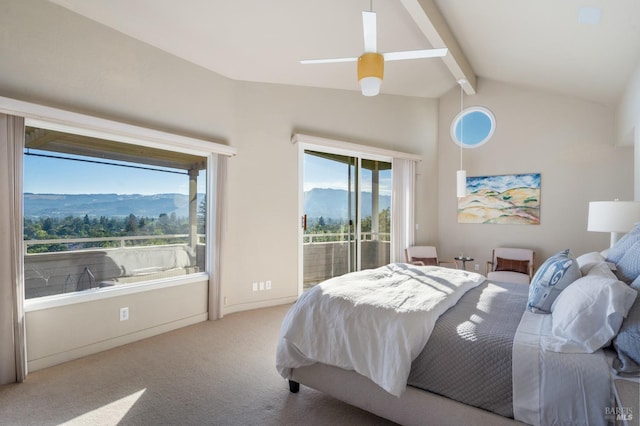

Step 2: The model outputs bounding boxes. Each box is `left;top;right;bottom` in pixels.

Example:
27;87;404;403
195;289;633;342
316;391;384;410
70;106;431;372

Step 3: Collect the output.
607;223;640;264
615;241;640;284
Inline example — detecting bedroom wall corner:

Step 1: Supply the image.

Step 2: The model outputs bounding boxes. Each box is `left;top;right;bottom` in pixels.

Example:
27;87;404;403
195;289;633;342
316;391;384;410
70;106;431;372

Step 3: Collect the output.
636;129;640;201
437;78;633;271
614;58;640;199
615;59;640;148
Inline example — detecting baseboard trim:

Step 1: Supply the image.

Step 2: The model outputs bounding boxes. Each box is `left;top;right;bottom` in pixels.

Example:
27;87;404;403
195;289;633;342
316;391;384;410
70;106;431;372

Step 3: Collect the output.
27;313;208;373
222;296;297;316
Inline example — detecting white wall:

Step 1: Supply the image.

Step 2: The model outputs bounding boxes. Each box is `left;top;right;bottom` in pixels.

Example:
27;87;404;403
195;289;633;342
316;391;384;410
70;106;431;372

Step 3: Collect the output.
26;280;208;371
223;82;438;312
616;62;640;148
437;78;634;271
615;60;640;199
637;133;640;201
0;0;236;142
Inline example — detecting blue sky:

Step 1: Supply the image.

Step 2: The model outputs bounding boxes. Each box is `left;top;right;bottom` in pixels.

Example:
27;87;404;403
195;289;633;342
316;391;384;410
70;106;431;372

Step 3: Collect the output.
304;153;392;195
24;150;390;196
24;151;206;195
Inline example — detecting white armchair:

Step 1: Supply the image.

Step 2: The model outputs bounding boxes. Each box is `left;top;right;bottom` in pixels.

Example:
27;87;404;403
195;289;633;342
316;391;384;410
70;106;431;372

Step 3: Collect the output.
486;247;535;285
405;246;459;269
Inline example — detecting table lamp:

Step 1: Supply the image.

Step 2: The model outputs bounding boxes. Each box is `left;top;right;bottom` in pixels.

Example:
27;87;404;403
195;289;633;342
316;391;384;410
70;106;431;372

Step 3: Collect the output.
587;200;640;248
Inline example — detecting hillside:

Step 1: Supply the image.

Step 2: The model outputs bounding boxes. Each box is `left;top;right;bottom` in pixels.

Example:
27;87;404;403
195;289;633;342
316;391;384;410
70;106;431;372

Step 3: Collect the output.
24;189;389;220
304;188;391;219
24;193;203;218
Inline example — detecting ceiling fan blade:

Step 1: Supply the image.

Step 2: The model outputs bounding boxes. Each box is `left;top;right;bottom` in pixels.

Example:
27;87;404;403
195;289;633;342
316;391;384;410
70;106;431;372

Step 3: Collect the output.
362;11;377;53
383;48;448;61
300;57;358;64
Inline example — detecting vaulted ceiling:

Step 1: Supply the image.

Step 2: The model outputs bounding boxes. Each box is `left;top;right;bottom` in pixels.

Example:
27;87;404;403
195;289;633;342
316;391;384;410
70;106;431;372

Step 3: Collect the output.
49;0;640;105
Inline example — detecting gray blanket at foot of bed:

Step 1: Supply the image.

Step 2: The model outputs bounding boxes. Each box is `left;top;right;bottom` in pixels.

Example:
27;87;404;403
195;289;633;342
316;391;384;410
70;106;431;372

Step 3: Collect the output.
407;280;528;418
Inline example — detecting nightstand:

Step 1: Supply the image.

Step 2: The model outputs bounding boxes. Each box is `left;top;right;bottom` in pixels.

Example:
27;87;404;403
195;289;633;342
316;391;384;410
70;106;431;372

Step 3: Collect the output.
613;379;639;426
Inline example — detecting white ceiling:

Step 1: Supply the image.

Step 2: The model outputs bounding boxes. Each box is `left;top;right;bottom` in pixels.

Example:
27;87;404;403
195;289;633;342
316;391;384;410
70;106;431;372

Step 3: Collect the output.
48;0;640;105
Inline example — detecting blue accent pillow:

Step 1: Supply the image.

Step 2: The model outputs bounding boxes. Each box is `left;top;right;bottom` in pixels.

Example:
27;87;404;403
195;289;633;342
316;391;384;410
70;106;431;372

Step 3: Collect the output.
607;223;640;264
614;240;640;284
612;276;640;375
527;249;581;313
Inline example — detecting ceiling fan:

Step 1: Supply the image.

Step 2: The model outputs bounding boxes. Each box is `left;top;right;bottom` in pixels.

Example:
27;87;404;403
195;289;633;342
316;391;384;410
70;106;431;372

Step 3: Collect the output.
300;9;448;96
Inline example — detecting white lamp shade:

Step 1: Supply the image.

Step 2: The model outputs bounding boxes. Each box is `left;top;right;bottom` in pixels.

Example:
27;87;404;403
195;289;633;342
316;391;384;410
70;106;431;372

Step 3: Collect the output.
456;170;467;198
360;77;382;96
587;201;640;233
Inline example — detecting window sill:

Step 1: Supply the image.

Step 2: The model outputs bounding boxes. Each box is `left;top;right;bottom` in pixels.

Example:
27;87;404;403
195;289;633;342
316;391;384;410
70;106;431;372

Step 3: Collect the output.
24;272;209;312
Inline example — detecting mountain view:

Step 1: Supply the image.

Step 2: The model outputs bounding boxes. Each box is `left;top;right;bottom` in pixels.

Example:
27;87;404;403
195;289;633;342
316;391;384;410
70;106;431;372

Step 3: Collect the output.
304;188;391;219
24;188;390;221
24;193;203;219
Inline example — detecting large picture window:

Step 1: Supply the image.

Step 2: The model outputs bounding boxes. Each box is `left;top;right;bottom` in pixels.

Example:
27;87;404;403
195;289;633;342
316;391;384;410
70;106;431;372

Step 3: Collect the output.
23;126;208;300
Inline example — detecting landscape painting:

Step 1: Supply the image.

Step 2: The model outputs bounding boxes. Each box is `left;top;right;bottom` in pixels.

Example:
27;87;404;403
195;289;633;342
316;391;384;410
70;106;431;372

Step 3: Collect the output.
458;173;541;224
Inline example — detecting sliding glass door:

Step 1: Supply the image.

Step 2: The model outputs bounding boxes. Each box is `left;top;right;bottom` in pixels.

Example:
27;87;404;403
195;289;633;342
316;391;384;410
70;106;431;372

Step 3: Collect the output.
360;159;392;270
302;149;391;290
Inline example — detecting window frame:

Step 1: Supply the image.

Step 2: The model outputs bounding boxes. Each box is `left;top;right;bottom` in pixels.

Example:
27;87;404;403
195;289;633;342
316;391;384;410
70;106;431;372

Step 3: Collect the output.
450;106;496;148
23;121;216;311
292;133;420;296
0;96;235;312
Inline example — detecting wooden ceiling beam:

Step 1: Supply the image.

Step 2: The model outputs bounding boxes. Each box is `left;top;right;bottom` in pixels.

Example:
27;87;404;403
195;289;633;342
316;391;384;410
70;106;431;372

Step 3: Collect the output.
400;0;477;95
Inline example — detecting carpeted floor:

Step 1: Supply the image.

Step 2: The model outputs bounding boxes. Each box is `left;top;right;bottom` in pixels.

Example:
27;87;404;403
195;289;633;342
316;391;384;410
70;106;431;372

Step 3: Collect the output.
0;304;395;425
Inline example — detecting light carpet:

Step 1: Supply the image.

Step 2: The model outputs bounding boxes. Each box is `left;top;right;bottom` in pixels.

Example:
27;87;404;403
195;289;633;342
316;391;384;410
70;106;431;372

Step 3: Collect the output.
0;304;395;425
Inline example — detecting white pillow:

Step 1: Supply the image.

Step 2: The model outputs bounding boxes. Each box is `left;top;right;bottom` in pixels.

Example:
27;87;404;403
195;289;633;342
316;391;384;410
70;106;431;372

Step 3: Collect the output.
575;251;616;275
546;263;637;353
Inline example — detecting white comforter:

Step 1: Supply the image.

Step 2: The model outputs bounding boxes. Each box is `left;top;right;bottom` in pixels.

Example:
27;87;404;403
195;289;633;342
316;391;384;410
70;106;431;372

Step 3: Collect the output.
276;263;485;397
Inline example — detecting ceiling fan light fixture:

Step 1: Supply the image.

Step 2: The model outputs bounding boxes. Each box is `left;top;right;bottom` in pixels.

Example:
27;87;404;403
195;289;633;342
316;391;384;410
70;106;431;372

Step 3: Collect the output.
358;52;384;96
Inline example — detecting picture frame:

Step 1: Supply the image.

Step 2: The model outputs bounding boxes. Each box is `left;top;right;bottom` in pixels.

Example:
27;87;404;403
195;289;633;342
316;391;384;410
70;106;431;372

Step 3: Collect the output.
458;173;541;224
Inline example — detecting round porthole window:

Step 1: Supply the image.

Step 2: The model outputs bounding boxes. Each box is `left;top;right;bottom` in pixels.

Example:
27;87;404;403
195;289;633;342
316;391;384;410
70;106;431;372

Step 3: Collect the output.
450;106;496;148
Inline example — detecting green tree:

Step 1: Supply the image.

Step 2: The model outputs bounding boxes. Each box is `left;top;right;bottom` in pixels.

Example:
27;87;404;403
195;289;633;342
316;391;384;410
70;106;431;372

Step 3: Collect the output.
125;214;138;234
42;217;53;233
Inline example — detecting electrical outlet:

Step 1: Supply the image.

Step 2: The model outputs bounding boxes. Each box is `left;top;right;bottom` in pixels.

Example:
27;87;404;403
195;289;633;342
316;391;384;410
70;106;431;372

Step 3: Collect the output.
119;307;129;321
252;282;258;291
474;264;480;271
266;280;272;290
259;281;265;291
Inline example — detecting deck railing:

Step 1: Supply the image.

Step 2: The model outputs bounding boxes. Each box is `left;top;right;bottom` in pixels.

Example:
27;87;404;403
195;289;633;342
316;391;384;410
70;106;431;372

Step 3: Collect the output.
303;232;391;286
24;233;204;253
303;231;390;243
23;234;206;299
23;232;389;297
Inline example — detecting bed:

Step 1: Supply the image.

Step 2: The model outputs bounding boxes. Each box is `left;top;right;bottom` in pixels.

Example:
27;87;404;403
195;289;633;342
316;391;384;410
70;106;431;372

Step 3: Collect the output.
276;242;640;426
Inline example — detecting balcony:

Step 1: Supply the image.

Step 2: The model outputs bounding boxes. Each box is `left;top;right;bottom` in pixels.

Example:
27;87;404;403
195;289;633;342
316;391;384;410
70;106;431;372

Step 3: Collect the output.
24;231;389;299
303;232;390;287
24;235;204;299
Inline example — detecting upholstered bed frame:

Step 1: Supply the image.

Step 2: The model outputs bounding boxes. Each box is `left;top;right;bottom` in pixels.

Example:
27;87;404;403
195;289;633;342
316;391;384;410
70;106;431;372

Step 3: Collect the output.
288;364;524;426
